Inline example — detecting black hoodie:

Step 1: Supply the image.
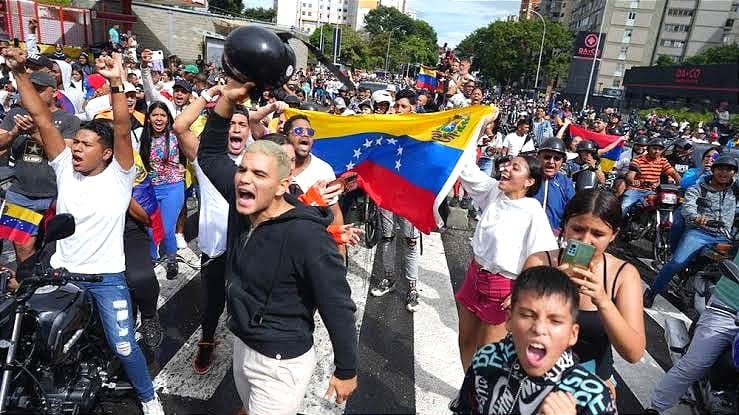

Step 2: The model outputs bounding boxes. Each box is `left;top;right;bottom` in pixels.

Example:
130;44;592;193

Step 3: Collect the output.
198;112;358;379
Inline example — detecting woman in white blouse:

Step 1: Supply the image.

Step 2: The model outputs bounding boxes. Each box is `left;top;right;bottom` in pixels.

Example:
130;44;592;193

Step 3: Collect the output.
456;154;558;371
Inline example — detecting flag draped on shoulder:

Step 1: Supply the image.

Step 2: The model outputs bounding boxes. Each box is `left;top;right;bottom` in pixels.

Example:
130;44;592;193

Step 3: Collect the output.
415;65;438;92
285;106;496;233
132;152;165;244
569;124;624;172
0;202;43;244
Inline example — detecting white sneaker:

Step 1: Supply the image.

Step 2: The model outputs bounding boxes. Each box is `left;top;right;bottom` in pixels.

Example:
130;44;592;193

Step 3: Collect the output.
142;394;165;415
175;233;187;249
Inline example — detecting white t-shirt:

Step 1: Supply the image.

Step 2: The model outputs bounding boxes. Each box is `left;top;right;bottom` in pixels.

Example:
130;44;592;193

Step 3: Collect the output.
294;154;337;205
193;154;240;258
503;132;535;158
50;147;135;274
459;160;557;278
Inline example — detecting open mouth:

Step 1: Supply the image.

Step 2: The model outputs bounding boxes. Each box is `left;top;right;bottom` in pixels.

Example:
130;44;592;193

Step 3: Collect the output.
72;154;83;167
236;188;255;208
499;173;511;182
229;136;243;146
526;343;547;366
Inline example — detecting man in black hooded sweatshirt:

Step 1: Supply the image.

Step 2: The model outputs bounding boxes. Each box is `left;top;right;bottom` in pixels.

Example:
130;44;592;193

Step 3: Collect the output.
198;79;358;414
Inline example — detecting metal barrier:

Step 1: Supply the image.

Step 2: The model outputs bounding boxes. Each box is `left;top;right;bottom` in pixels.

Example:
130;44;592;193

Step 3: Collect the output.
3;0;92;47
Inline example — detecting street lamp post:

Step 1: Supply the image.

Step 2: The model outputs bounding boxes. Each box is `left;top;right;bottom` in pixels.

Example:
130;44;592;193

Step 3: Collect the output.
384;26;401;73
583;0;609;110
525;8;546;95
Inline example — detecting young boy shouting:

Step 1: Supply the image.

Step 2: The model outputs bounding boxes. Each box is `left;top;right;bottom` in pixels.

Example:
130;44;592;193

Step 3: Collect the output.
451;266;616;415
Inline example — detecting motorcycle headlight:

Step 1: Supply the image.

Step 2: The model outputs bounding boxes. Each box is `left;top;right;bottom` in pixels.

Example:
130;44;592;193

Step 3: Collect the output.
659;192;678;205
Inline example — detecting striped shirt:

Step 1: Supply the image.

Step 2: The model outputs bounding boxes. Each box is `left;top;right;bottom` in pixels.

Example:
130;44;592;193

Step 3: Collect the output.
628;154;675;190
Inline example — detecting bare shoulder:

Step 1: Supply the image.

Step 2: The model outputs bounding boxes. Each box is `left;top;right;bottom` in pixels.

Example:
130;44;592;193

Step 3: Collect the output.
606;253;641;291
524;250;555;268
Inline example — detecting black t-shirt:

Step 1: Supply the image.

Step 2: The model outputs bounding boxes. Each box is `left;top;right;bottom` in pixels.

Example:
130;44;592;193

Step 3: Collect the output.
0;107;80;198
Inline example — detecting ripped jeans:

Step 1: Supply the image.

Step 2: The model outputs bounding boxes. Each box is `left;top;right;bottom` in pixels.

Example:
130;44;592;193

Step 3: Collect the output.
75;272;155;402
379;208;419;282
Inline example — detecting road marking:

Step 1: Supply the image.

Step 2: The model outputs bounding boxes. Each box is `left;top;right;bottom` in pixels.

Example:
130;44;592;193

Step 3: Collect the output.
414;232;464;414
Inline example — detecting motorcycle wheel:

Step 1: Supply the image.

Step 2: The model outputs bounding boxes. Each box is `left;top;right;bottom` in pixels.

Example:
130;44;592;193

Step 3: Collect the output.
652;225;671;268
362;200;382;249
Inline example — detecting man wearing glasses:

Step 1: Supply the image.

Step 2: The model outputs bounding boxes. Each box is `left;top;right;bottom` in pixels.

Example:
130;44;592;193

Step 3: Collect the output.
533;138;575;236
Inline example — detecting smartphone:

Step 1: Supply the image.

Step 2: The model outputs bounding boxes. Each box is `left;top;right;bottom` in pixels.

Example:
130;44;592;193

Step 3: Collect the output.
328;172;358;189
561;240;595;269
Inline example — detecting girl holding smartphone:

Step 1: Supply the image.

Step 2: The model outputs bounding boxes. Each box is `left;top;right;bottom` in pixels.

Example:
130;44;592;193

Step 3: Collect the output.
523;189;646;397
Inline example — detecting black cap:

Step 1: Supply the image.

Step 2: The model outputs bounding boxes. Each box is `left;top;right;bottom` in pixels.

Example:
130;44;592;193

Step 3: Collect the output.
712;155;738;171
30;71;56;88
576;140;598;153
27;55;54;70
173;79;192;93
284;95;300;105
538;138;567;155
647;138;665;148
674;138;693;150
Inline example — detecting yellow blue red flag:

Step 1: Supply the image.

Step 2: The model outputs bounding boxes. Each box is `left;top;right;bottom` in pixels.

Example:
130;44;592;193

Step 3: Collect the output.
286;106;496;233
0;202;43;244
415;65;438;92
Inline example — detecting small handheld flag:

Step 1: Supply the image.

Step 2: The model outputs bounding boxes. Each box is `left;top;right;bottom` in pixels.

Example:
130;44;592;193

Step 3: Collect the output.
0;202;43;244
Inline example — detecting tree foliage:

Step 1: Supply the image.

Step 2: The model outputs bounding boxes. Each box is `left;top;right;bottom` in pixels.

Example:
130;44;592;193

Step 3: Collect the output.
242;7;276;22
683;44;739;65
208;0;244;15
456;19;573;88
309;24;375;70
654;55;675;66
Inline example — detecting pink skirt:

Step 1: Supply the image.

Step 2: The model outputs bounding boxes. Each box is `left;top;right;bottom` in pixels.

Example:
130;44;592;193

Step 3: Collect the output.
456;259;515;325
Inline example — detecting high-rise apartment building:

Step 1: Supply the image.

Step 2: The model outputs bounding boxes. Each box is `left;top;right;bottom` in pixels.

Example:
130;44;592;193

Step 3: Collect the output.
537;0;572;24
520;0;541;19
567;0;738;91
274;0;408;33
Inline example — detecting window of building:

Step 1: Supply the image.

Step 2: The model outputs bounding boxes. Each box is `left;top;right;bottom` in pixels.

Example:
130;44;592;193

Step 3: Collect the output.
661;39;685;48
612;78;621;87
618;46;628;59
668;8;694;17
732;3;739;13
726;19;735;28
723;33;732;43
630;1;639;9
622;29;632;43
614;63;625;77
664;24;689;32
626;11;636;26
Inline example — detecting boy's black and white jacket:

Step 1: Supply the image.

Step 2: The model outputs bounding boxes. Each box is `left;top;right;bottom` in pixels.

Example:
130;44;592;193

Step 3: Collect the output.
198;112;358;380
450;335;616;415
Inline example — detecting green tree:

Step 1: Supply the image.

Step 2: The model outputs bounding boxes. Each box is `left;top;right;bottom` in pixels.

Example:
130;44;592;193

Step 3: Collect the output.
309;24;373;70
242;7;276;22
208;0;244;15
684;44;739;65
457;19;573;88
363;6;439;71
655;55;675;66
364;6;415;37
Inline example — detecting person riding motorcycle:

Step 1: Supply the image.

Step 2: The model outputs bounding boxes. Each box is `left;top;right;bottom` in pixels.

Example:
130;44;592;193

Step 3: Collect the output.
612;135;649;197
567;140;606;187
533;138;575;236
643;155;738;308
621;138;681;216
666;138;695;176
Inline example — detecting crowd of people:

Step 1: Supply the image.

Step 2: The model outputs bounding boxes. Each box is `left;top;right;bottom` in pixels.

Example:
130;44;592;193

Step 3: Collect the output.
0;20;736;415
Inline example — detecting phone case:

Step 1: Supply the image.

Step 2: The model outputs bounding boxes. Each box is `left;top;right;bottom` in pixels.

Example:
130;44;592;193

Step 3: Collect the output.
562;241;595;269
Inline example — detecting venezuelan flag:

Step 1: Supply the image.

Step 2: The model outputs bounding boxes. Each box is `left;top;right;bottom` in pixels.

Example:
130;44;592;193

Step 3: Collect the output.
286;106;495;233
0;202;43;244
569;125;624;172
415;66;438;92
132;153;165;244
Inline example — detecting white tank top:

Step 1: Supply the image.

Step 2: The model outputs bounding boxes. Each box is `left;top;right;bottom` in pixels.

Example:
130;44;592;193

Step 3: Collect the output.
193;154;240;258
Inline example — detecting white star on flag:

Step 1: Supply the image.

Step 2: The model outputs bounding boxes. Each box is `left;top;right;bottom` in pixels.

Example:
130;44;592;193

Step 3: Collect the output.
397;146;403;156
387;138;397;145
346;161;355;170
363;138;373;148
353;148;362;159
376;137;383;146
395;159;402;170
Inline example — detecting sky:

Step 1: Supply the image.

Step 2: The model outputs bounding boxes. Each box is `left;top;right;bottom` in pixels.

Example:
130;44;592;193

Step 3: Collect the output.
245;0;521;48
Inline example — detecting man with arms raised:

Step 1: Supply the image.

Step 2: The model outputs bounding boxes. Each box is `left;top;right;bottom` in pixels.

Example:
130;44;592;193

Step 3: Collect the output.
3;48;164;414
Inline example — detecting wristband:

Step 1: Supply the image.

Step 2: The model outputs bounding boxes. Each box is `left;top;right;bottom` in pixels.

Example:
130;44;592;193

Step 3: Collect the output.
200;91;214;102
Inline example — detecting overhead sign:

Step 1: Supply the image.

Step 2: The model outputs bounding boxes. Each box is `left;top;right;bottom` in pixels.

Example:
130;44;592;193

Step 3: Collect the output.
573;31;605;60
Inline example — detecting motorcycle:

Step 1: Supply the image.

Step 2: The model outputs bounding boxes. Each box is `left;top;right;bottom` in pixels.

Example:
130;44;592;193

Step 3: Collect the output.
0;214;132;415
664;256;739;415
622;182;683;266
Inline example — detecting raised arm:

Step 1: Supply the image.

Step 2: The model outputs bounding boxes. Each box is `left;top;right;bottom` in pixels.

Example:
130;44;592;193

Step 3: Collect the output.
597;135;627;157
140;49;175;116
249;101;287;139
173;84;222;162
4;47;65;160
556;118;571;139
97;53;133;170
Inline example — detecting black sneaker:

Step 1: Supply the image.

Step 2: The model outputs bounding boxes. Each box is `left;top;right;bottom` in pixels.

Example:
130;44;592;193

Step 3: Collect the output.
643;288;656;308
166;260;179;280
460;197;472;210
139;314;163;349
448;196;460;207
406;289;420;312
193;341;217;375
370;278;395;297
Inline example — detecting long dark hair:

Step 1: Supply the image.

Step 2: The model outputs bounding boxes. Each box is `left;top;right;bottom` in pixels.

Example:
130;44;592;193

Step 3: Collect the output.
522;155;544;197
562;188;622;232
139;102;182;172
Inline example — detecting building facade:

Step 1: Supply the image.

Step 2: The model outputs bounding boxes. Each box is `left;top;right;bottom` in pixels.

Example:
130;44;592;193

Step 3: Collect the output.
275;0;408;33
565;0;739;92
537;0;572;24
520;0;541;19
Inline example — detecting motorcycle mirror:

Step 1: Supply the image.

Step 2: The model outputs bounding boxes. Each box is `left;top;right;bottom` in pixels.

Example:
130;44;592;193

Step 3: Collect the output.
696;197;712;208
43;214;75;244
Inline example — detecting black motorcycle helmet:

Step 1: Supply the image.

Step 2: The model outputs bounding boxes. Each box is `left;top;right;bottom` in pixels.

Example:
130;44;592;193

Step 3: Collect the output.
647;138;665;149
633;135;649;146
222;26;296;89
576;140;598;153
539;138;567;156
711;155;739;171
299;102;321;111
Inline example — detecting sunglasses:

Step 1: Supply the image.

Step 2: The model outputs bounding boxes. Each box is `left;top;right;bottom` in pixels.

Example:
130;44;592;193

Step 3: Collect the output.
292;127;315;137
540;153;564;162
